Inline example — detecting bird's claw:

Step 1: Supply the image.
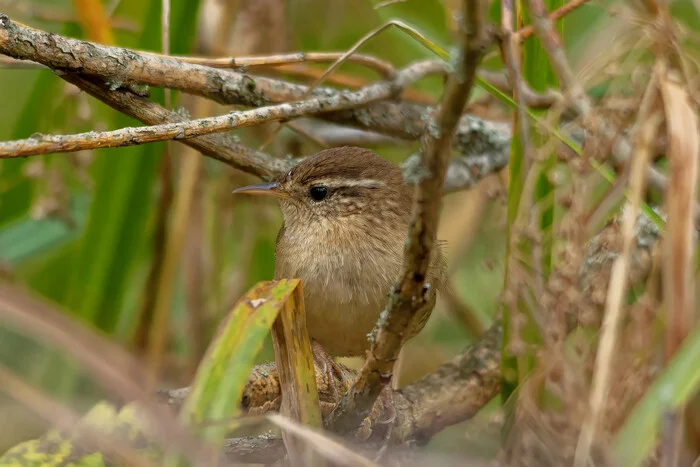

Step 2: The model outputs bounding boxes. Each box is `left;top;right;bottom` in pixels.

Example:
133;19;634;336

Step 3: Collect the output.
311;341;350;399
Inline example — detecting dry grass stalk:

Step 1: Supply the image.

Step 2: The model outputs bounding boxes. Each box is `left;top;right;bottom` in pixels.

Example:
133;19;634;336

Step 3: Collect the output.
659;72;700;466
268;414;378;467
659;74;699;359
574;70;664;467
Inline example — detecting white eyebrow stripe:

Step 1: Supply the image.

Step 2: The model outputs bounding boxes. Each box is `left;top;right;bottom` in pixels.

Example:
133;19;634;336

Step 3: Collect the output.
311;178;386;189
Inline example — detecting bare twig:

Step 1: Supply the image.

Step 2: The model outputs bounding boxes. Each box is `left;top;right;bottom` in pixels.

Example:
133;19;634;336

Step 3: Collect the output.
0;54;44;68
161;323;503;458
521;0;698;222
478;69;563;108
500;0;532;158
64;74;287;177
515;0;593;41
154;205;663;465
326;0;491;434
55;74;507;196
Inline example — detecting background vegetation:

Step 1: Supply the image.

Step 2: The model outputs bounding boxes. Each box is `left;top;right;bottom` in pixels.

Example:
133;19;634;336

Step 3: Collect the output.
0;0;698;465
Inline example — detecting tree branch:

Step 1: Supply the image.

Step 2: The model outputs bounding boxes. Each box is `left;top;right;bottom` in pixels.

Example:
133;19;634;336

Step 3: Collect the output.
63;74;288;179
325;0;492;434
0;60;443;158
159;322;503;464
0;14;510;166
186;209;659;464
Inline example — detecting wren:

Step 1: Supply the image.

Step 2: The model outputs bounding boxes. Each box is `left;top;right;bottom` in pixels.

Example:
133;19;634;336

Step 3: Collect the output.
233;146;447;364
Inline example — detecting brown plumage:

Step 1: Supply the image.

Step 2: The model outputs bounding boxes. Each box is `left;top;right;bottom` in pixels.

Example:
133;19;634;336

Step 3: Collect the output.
234;146;447;357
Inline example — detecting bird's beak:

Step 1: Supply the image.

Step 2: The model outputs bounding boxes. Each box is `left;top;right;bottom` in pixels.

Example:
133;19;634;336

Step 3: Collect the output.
232;181;289;199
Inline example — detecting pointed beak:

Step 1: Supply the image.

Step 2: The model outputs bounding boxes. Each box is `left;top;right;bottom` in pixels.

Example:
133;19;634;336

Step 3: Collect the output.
232;181;289;199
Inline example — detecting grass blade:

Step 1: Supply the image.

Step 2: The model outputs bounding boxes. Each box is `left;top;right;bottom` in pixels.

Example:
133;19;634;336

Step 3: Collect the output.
174;279;320;466
270;281;323;465
613;325;700;467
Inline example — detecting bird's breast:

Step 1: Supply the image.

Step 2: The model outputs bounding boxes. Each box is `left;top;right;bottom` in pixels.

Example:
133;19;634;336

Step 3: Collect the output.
274;222;402;356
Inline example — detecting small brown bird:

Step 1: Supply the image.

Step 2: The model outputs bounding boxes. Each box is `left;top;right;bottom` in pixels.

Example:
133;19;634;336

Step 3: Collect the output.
233;147;447;378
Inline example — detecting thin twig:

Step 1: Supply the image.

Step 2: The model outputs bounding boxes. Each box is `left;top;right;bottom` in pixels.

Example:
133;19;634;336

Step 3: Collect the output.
478;69;563;108
515;0;594;41
658;39;700;467
62;74;288;179
161;51;395;77
0;54;44;68
156;204;662;464
327;0;492;434
55;74;506;195
500;0;532;158
521;0;695;221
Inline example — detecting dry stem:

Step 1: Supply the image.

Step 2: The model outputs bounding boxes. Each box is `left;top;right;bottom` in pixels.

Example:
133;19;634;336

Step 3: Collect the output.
573;71;663;467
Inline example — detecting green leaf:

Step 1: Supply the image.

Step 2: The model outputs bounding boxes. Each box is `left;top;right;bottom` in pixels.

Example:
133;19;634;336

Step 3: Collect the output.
613;326;700;467
176;279;320;445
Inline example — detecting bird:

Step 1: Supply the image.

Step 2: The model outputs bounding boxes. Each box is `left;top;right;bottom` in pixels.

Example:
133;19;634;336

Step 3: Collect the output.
232;146;447;386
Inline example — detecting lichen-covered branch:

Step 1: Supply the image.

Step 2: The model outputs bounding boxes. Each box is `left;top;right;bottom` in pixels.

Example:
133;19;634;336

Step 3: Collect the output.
0;13;510;165
62;74;288;179
0;60;443;158
326;0;492;434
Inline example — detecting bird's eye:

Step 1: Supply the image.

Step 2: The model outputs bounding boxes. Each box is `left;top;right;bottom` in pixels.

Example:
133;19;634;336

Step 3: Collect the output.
309;186;329;202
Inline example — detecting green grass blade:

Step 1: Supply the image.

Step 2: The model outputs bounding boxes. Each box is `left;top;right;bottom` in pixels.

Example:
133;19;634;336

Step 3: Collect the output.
176;279;321;458
613;325;700;467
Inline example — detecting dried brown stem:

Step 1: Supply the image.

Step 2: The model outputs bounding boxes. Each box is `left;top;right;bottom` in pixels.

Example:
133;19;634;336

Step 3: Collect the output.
574;70;663;467
326;0;491;434
163;51;395;77
521;0;700;223
500;0;532;163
